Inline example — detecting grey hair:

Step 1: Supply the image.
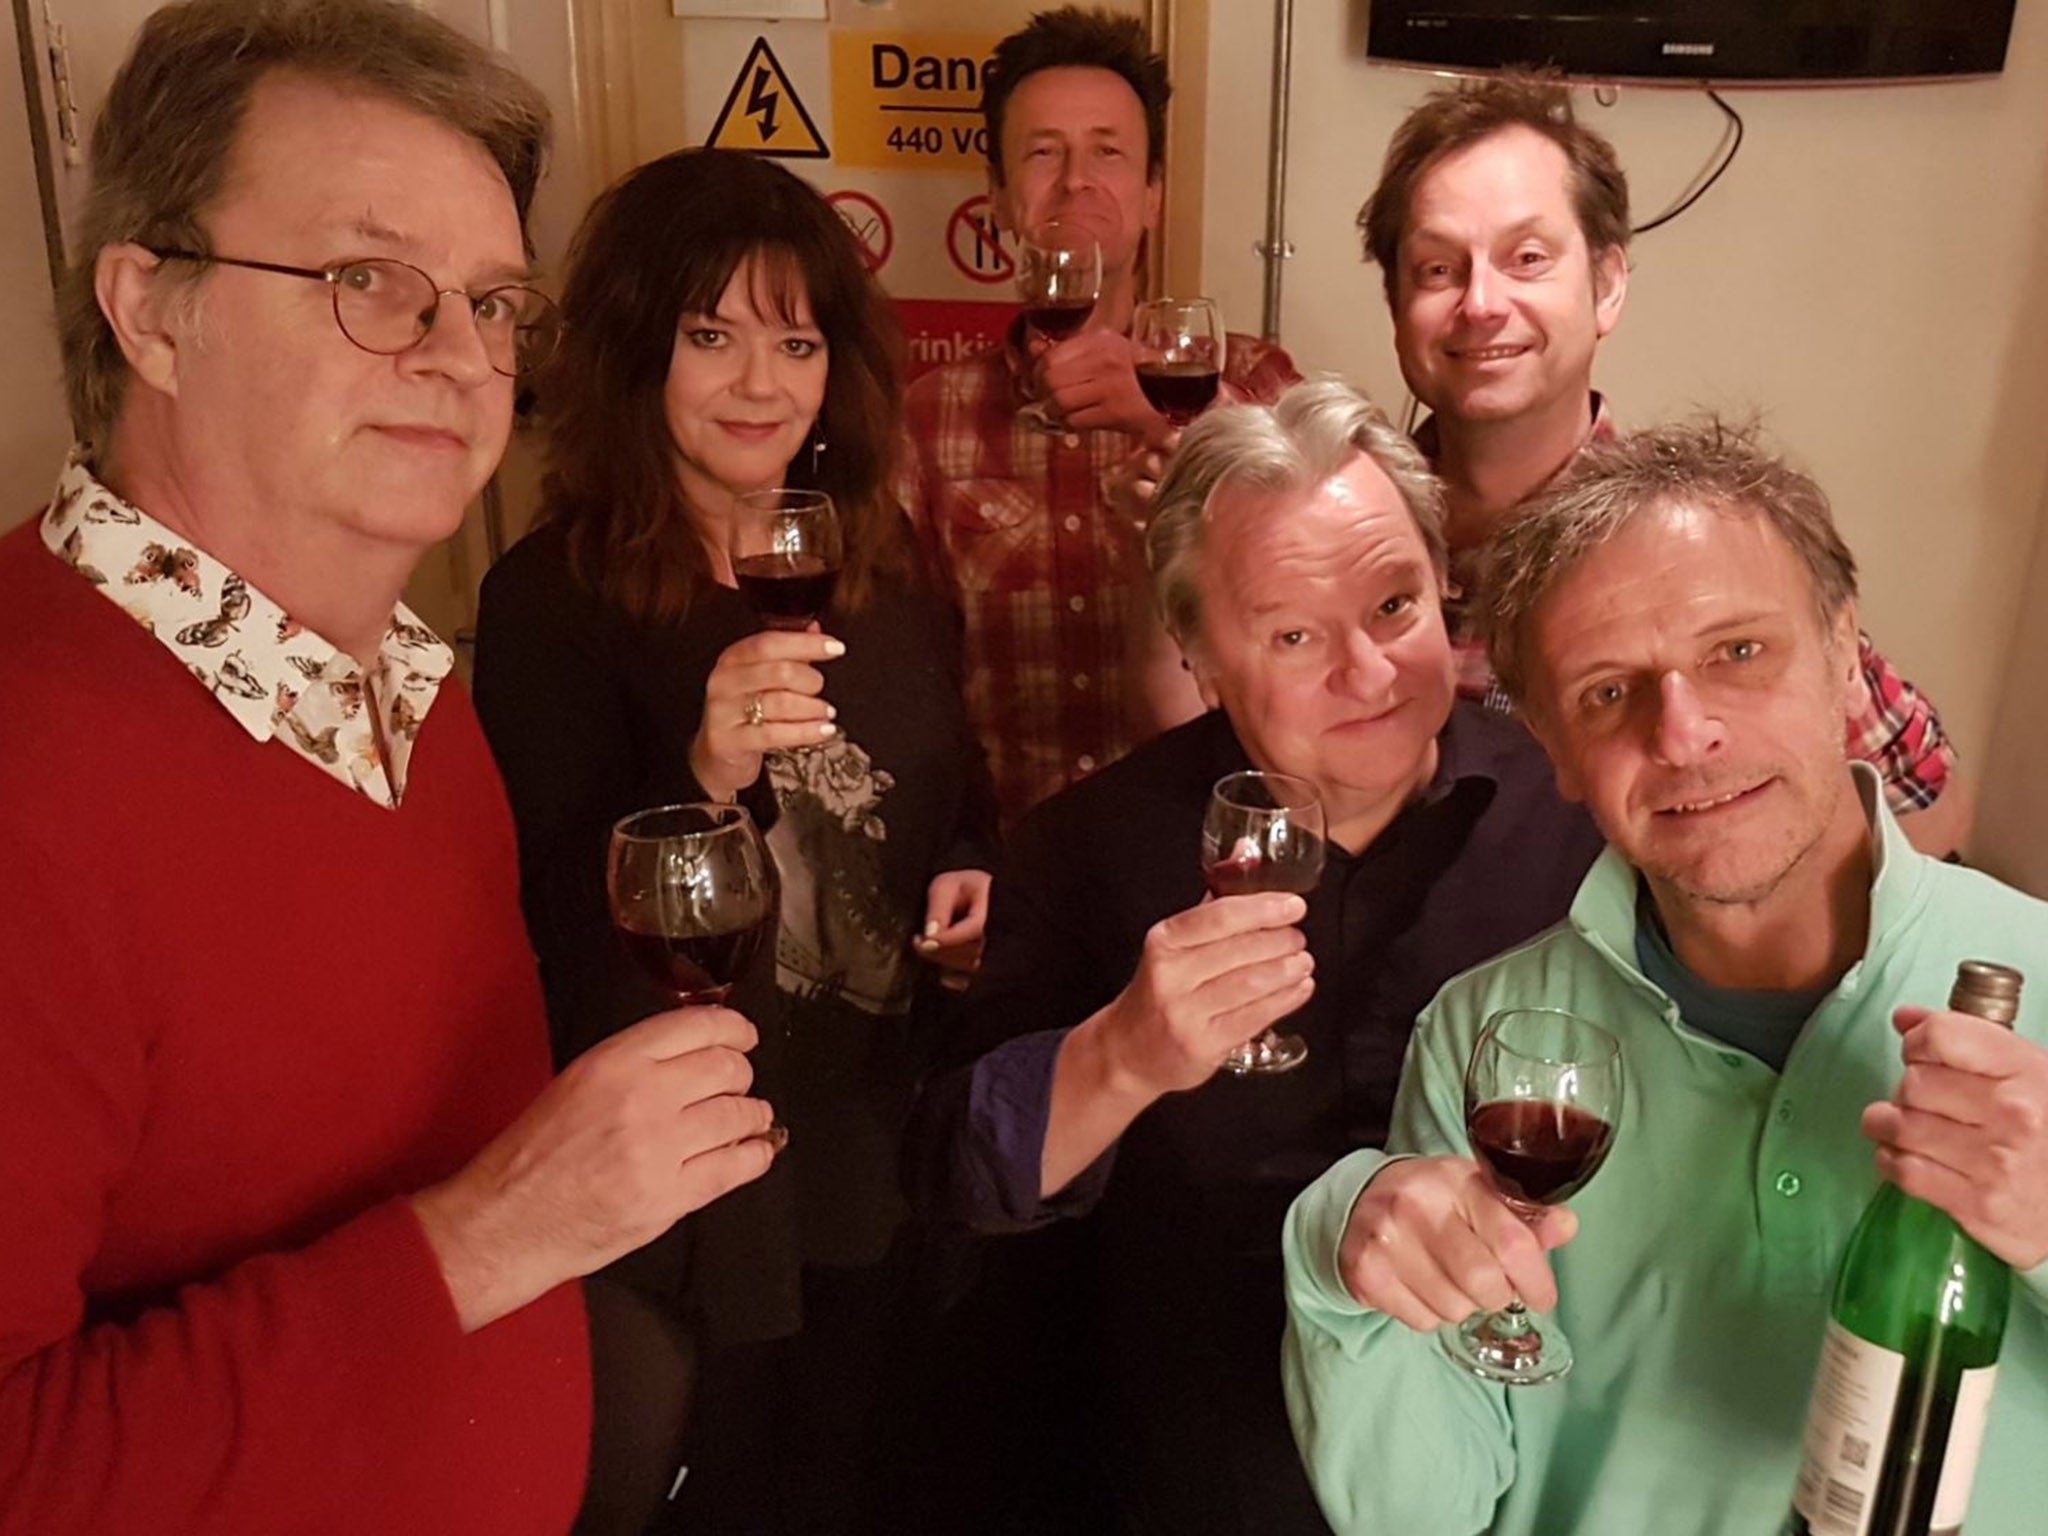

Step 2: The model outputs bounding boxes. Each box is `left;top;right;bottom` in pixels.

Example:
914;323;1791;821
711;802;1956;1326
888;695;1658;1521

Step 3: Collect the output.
1144;377;1447;649
1481;415;1860;708
58;0;552;451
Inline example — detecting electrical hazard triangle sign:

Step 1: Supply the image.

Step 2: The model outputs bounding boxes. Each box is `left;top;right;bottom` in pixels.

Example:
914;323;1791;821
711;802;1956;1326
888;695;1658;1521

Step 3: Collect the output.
707;37;829;159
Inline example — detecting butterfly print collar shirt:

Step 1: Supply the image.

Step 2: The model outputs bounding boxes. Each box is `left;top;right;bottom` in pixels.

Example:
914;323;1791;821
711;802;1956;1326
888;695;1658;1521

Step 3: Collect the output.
40;454;452;809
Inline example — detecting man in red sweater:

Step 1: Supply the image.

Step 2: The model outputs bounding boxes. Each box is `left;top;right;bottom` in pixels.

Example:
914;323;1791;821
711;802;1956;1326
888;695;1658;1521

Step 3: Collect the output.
0;3;780;1532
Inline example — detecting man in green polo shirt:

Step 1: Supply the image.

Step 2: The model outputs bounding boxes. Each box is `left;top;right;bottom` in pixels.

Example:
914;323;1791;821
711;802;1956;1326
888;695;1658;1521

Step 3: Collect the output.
1280;419;2048;1536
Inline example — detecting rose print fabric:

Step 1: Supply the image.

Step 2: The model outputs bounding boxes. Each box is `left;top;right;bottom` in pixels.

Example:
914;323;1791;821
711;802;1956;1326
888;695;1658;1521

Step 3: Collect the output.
766;737;914;1017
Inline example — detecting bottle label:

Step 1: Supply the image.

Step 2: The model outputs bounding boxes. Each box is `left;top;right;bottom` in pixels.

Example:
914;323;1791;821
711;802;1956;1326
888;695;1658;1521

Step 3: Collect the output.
1791;1321;1902;1536
1930;1363;1998;1530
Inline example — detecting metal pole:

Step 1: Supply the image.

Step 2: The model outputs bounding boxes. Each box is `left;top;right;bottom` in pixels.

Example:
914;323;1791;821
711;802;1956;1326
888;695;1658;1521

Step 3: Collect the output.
15;0;70;328
1258;0;1295;342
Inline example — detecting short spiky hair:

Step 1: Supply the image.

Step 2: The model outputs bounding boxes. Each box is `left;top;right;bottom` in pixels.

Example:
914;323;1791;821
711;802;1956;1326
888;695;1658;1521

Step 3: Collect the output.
1481;417;1859;709
1359;72;1629;303
981;6;1171;182
58;0;551;450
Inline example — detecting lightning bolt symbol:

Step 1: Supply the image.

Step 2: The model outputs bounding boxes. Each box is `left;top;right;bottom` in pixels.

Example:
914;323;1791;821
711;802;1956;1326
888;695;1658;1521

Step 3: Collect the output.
745;66;781;141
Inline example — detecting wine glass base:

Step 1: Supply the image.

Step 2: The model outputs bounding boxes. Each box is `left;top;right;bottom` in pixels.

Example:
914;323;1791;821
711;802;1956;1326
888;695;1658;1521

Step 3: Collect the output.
1220;1029;1308;1076
1440;1310;1574;1386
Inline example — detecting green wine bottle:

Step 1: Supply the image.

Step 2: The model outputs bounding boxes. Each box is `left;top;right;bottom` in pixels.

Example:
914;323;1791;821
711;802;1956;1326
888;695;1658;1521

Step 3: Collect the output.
1786;960;2022;1536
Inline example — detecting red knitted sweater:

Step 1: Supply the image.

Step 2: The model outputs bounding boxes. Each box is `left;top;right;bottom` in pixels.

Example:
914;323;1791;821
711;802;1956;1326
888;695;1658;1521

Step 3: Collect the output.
0;522;588;1534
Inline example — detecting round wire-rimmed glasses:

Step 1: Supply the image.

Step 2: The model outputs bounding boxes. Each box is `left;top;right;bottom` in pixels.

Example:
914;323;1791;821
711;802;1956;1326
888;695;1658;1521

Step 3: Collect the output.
149;248;564;377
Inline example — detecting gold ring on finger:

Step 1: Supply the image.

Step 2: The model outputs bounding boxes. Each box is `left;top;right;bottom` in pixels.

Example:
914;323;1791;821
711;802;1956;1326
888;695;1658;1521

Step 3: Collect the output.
744;693;767;727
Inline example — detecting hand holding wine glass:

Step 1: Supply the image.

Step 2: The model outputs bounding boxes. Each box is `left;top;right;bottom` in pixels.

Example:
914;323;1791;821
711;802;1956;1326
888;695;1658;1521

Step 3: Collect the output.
1443;1007;1623;1385
1015;222;1101;430
1201;770;1326;1075
1334;1152;1575;1330
1078;890;1316;1091
688;628;842;803
410;1003;779;1333
409;808;789;1334
605;808;794;1167
730;488;843;633
1133;298;1225;428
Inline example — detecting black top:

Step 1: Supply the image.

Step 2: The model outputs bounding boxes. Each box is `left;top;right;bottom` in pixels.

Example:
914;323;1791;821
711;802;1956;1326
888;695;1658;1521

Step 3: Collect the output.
907;702;1605;1535
474;521;996;1339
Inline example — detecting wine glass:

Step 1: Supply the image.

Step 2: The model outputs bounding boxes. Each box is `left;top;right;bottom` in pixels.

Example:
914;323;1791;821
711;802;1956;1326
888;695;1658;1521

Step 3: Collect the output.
1015;222;1101;430
607;803;780;1006
1016;221;1102;343
1200;770;1326;1076
1442;1007;1624;1386
729;489;843;633
1132;298;1226;428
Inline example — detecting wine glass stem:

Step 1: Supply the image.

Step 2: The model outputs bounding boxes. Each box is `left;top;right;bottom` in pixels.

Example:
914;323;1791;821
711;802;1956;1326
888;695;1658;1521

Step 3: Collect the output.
1492;1300;1533;1338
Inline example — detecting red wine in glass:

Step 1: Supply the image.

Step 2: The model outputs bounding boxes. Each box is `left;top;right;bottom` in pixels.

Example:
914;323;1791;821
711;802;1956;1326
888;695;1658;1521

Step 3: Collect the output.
1443;1007;1624;1386
615;918;773;1005
608;804;779;1004
1466;1099;1616;1209
1133;298;1225;428
1200;770;1326;1075
1203;831;1325;898
730;489;843;632
732;551;839;633
1014;223;1102;431
1137;361;1221;427
1026;299;1094;343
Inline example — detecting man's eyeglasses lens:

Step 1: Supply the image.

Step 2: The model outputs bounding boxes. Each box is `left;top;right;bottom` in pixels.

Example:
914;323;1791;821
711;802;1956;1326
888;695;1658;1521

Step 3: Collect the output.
331;259;561;377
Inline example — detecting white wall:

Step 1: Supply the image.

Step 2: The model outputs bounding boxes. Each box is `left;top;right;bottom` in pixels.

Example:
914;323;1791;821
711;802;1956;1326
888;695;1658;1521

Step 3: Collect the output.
1205;1;2048;886
0;5;78;530
402;0;601;640
1976;484;2048;894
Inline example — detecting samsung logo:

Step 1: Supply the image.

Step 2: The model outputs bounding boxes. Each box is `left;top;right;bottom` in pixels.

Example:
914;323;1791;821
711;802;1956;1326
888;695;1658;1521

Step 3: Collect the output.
1662;41;1716;56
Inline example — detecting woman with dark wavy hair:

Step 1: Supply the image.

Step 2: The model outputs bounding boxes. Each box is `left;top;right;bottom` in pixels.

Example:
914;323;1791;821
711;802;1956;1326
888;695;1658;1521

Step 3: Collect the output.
473;147;995;1535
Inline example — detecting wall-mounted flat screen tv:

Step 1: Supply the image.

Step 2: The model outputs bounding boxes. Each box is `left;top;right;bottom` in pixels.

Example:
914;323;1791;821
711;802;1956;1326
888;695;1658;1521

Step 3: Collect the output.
1365;0;2019;83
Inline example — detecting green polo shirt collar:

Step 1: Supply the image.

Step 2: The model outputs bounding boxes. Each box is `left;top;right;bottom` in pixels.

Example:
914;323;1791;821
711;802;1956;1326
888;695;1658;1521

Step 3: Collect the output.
1565;764;1917;1014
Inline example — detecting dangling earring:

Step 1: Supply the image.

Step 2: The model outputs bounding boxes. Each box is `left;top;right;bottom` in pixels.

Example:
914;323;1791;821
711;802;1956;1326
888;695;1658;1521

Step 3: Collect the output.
809;428;828;482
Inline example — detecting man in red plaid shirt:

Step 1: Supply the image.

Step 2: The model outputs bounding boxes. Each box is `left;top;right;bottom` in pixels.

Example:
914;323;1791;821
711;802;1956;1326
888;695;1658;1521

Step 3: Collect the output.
1360;73;1971;856
894;8;1300;828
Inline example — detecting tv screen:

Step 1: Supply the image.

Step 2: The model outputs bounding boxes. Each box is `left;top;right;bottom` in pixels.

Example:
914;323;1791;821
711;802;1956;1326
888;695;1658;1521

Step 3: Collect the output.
1365;0;2018;83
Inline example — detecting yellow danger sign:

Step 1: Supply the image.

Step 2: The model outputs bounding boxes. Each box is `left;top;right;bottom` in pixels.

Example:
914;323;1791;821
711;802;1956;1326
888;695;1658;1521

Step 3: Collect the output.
829;30;1002;173
708;36;829;159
